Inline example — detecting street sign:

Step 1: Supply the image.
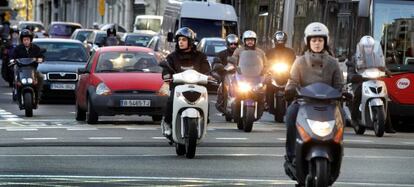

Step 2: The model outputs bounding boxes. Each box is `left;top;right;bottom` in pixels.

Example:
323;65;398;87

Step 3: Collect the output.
98;0;105;16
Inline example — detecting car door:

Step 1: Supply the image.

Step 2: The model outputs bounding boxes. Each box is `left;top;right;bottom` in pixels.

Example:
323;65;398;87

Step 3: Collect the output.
77;51;96;108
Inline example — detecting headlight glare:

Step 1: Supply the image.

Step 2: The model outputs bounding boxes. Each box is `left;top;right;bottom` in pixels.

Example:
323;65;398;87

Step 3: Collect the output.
307;119;335;137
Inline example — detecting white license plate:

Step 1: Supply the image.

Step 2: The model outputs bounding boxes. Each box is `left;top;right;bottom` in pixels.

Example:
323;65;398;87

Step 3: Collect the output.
120;100;151;107
50;83;76;90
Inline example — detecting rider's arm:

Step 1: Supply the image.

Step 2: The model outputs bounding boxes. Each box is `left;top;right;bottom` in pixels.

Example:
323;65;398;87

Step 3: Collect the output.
199;53;211;75
332;60;345;92
285;58;301;92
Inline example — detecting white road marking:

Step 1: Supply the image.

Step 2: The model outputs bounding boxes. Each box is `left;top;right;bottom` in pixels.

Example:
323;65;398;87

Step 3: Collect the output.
1;114;19;118
215;138;248;140
277;138;286;141
0;119;73;122
125;127;158;131
343;139;373;143
22;138;58;140
88;137;123;140
66;128;98;131
152;137;166;140
402;142;414;145
1;92;12;95
0;112;12;115
6;128;38;131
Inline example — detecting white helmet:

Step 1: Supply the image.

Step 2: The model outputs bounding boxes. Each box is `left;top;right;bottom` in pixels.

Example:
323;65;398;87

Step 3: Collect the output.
303;22;329;45
242;30;257;43
358;35;375;47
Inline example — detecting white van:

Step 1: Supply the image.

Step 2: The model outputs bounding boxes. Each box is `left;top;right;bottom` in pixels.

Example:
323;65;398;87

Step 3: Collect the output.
133;15;163;34
161;0;238;51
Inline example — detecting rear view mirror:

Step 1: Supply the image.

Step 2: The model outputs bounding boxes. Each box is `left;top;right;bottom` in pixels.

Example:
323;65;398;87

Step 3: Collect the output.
167;32;174;42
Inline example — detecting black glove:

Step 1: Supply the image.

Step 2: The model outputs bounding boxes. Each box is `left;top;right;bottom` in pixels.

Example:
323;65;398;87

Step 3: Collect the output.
342;92;353;101
285;89;298;102
350;74;363;83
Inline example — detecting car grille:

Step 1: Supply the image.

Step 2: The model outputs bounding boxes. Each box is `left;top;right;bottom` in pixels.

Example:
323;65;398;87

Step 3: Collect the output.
182;91;201;103
48;72;78;81
114;90;156;94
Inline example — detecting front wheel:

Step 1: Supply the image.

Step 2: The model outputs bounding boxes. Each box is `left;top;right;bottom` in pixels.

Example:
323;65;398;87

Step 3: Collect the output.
185;118;198;159
372;106;385;137
243;106;255;132
24;92;33;117
274;96;286;123
175;143;186;156
306;158;329;187
75;101;86;121
86;98;98;124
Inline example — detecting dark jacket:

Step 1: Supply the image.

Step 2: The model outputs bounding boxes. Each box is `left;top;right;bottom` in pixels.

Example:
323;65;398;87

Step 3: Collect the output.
217;48;236;66
162;49;211;78
12;43;43;68
285;51;344;92
266;45;296;66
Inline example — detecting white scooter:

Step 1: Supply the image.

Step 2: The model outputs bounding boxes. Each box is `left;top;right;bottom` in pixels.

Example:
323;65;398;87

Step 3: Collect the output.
161;62;216;159
352;68;388;137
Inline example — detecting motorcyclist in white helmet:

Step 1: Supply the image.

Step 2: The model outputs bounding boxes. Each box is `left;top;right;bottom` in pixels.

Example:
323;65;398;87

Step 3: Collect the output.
231;30;267;67
283;22;344;176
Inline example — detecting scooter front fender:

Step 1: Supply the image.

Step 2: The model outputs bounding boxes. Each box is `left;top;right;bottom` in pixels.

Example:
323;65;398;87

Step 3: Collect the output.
368;98;384;107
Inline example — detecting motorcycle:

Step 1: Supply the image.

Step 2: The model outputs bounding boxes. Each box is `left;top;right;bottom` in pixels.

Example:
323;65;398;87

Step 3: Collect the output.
349;68;388;137
284;83;344;187
9;58;42;117
268;60;290;122
226;51;266;132
160;62;217;159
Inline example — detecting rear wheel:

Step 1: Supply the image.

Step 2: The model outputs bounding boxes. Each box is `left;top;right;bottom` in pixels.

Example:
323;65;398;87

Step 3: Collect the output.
243;106;255;132
24;92;33;117
274;96;286;123
185;118;198;159
372;106;385;137
86;98;98;124
175;143;186;156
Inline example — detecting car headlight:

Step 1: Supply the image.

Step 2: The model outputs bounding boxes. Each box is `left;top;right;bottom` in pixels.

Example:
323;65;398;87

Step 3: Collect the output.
238;82;251;93
96;83;111;96
307;119;335;137
271;63;289;73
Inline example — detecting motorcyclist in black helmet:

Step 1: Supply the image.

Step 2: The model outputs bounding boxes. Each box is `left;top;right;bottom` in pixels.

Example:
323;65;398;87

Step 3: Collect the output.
214;34;239;114
160;27;211;138
11;29;45;101
1;26;20;86
104;27;119;46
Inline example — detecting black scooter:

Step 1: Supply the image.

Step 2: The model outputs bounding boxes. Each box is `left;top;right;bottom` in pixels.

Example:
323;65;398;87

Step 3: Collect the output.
10;58;41;117
285;83;344;187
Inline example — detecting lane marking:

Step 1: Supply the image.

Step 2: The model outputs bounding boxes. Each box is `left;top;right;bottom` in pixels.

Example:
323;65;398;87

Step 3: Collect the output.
66;128;98;131
277;138;286;141
402;142;414;145
152;137;166;140
88;137;123;140
6;128;38;131
344;139;373;143
215;138;248;140
125;127;158;131
22;138;58;140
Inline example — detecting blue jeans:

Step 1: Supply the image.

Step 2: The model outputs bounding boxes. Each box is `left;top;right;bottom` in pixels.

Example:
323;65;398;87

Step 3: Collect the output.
285;102;299;160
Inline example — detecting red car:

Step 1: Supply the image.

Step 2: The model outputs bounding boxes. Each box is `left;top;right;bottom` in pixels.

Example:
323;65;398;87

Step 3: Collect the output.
75;46;169;124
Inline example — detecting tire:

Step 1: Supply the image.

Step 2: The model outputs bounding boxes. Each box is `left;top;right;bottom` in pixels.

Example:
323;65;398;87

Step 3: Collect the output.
75;102;86;121
234;100;243;130
243;106;255;132
185;118;198;159
86;98;98;124
274;96;286;123
308;158;329;187
353;120;366;135
23;92;33;117
372;106;385;137
152;115;163;122
225;114;232;122
175;143;186;156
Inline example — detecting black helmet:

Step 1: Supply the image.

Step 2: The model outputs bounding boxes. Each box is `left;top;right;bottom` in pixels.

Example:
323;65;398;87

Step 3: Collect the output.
10;26;19;35
174;27;195;44
20;29;33;42
225;34;239;47
107;27;117;36
273;31;287;45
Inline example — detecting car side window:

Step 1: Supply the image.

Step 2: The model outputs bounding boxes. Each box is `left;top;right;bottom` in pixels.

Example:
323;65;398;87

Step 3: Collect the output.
86;51;96;71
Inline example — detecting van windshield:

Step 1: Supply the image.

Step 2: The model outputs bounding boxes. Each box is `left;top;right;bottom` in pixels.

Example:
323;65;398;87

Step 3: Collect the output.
181;18;237;41
135;18;161;33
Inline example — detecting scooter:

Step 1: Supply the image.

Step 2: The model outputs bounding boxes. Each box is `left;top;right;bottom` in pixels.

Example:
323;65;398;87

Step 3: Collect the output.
10;58;41;117
350;68;388;137
1;41;17;87
268;60;290;122
160;62;217;159
284;83;344;187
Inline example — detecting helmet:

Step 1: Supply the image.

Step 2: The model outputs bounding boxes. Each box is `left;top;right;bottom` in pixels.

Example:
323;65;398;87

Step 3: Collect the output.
358;35;375;47
10;25;19;35
273;31;287;44
174;27;196;45
225;34;239;47
303;22;329;45
20;29;33;42
107;27;116;36
242;30;257;43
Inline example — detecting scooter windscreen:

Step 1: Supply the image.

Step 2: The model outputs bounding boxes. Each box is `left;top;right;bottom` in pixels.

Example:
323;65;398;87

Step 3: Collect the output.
238;51;263;77
355;41;385;70
298;83;342;100
16;58;36;66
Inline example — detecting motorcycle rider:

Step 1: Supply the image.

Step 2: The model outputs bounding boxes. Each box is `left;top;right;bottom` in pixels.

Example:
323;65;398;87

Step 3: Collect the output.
346;35;396;133
11;29;44;102
265;31;296;111
232;30;267;67
161;27;211;137
214;34;239;114
1;26;19;86
283;22;344;170
104;27;119;46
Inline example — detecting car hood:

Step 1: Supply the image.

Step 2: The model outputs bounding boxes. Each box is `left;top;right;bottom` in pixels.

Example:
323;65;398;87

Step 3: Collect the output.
38;61;86;73
94;73;163;91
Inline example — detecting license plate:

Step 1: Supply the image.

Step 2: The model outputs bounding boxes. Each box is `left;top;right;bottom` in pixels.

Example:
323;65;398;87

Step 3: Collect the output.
50;83;76;90
120;100;151;107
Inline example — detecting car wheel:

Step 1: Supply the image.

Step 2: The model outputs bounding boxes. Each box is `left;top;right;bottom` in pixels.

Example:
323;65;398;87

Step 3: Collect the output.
75;101;86;121
86;98;98;124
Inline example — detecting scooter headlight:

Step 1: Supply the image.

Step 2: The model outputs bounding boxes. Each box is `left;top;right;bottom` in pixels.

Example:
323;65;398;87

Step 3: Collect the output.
238;82;251;93
307;119;335;137
27;78;33;84
271;62;289;73
21;78;27;84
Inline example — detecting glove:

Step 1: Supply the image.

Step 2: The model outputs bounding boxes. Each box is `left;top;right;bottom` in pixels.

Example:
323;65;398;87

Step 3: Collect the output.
285;89;298;102
342;92;353;101
350;74;363;83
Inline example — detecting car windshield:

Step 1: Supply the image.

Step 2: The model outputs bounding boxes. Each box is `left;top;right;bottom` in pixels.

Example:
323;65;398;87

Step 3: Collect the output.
35;42;88;62
49;24;81;37
181;18;237;41
135;18;161;32
125;35;153;47
19;23;45;31
75;31;93;42
95;33;107;44
204;40;227;56
96;52;161;73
